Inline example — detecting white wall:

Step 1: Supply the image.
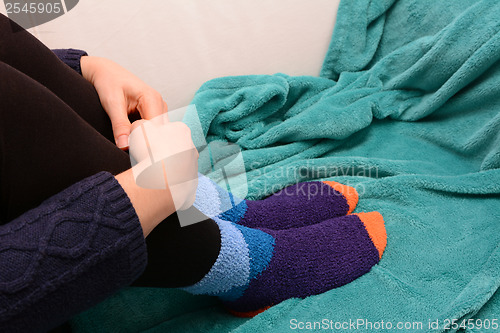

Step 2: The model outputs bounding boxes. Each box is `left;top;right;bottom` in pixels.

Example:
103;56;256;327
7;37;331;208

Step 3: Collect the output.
1;0;339;109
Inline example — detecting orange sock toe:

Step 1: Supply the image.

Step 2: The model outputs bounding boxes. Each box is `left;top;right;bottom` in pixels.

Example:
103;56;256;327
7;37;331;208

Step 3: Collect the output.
353;212;387;259
322;181;359;214
227;306;271;318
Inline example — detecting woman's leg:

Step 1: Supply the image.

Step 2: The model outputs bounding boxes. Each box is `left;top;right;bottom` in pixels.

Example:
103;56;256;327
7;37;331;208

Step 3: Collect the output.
0;59;220;287
0;61;128;221
0;13;220;288
0;13;115;142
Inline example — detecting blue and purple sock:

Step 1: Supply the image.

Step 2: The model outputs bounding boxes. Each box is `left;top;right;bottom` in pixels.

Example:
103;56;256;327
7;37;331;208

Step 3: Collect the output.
182;175;387;317
195;174;359;229
182;212;386;316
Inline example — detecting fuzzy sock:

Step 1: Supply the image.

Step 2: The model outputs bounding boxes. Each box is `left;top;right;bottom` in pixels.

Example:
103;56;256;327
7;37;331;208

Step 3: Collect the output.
181;212;387;316
195;174;359;229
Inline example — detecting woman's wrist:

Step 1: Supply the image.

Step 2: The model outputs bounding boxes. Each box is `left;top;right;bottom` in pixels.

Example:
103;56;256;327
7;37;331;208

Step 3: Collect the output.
115;168;175;237
80;55;98;84
80;56;110;85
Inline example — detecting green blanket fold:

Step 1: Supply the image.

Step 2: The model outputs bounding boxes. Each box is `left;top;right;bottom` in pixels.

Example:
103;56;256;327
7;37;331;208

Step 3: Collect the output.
73;0;500;332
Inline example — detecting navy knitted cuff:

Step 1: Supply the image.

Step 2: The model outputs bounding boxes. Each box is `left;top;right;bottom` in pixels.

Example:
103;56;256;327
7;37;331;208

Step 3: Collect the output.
52;48;88;75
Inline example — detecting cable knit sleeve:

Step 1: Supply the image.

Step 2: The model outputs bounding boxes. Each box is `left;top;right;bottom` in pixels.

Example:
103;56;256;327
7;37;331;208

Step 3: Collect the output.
52;48;88;75
0;171;147;333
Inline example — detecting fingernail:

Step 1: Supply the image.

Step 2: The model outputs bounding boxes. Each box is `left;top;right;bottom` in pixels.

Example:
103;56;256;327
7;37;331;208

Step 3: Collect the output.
117;134;129;149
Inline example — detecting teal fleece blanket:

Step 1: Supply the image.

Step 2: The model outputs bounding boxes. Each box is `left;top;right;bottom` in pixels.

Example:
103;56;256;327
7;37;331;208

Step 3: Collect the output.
73;0;500;332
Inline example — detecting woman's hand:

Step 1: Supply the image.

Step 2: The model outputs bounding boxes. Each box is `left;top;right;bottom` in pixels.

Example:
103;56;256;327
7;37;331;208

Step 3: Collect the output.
129;119;199;211
80;56;168;149
116;119;199;237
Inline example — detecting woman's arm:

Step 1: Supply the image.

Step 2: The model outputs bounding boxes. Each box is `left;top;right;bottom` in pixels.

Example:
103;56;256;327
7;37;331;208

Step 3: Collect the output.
52;48;88;75
0;116;197;332
115;168;176;237
0;172;149;332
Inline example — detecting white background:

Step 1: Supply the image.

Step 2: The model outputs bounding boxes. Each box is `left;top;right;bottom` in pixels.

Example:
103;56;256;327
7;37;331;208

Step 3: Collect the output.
1;0;339;109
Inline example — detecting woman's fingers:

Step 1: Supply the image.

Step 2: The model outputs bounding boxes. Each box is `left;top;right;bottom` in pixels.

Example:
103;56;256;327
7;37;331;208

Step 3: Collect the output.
98;94;131;149
136;90;169;123
129;120;198;210
81;56;169;149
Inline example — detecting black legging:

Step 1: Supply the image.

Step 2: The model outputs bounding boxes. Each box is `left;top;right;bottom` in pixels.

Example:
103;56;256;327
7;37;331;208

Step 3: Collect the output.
0;14;220;289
